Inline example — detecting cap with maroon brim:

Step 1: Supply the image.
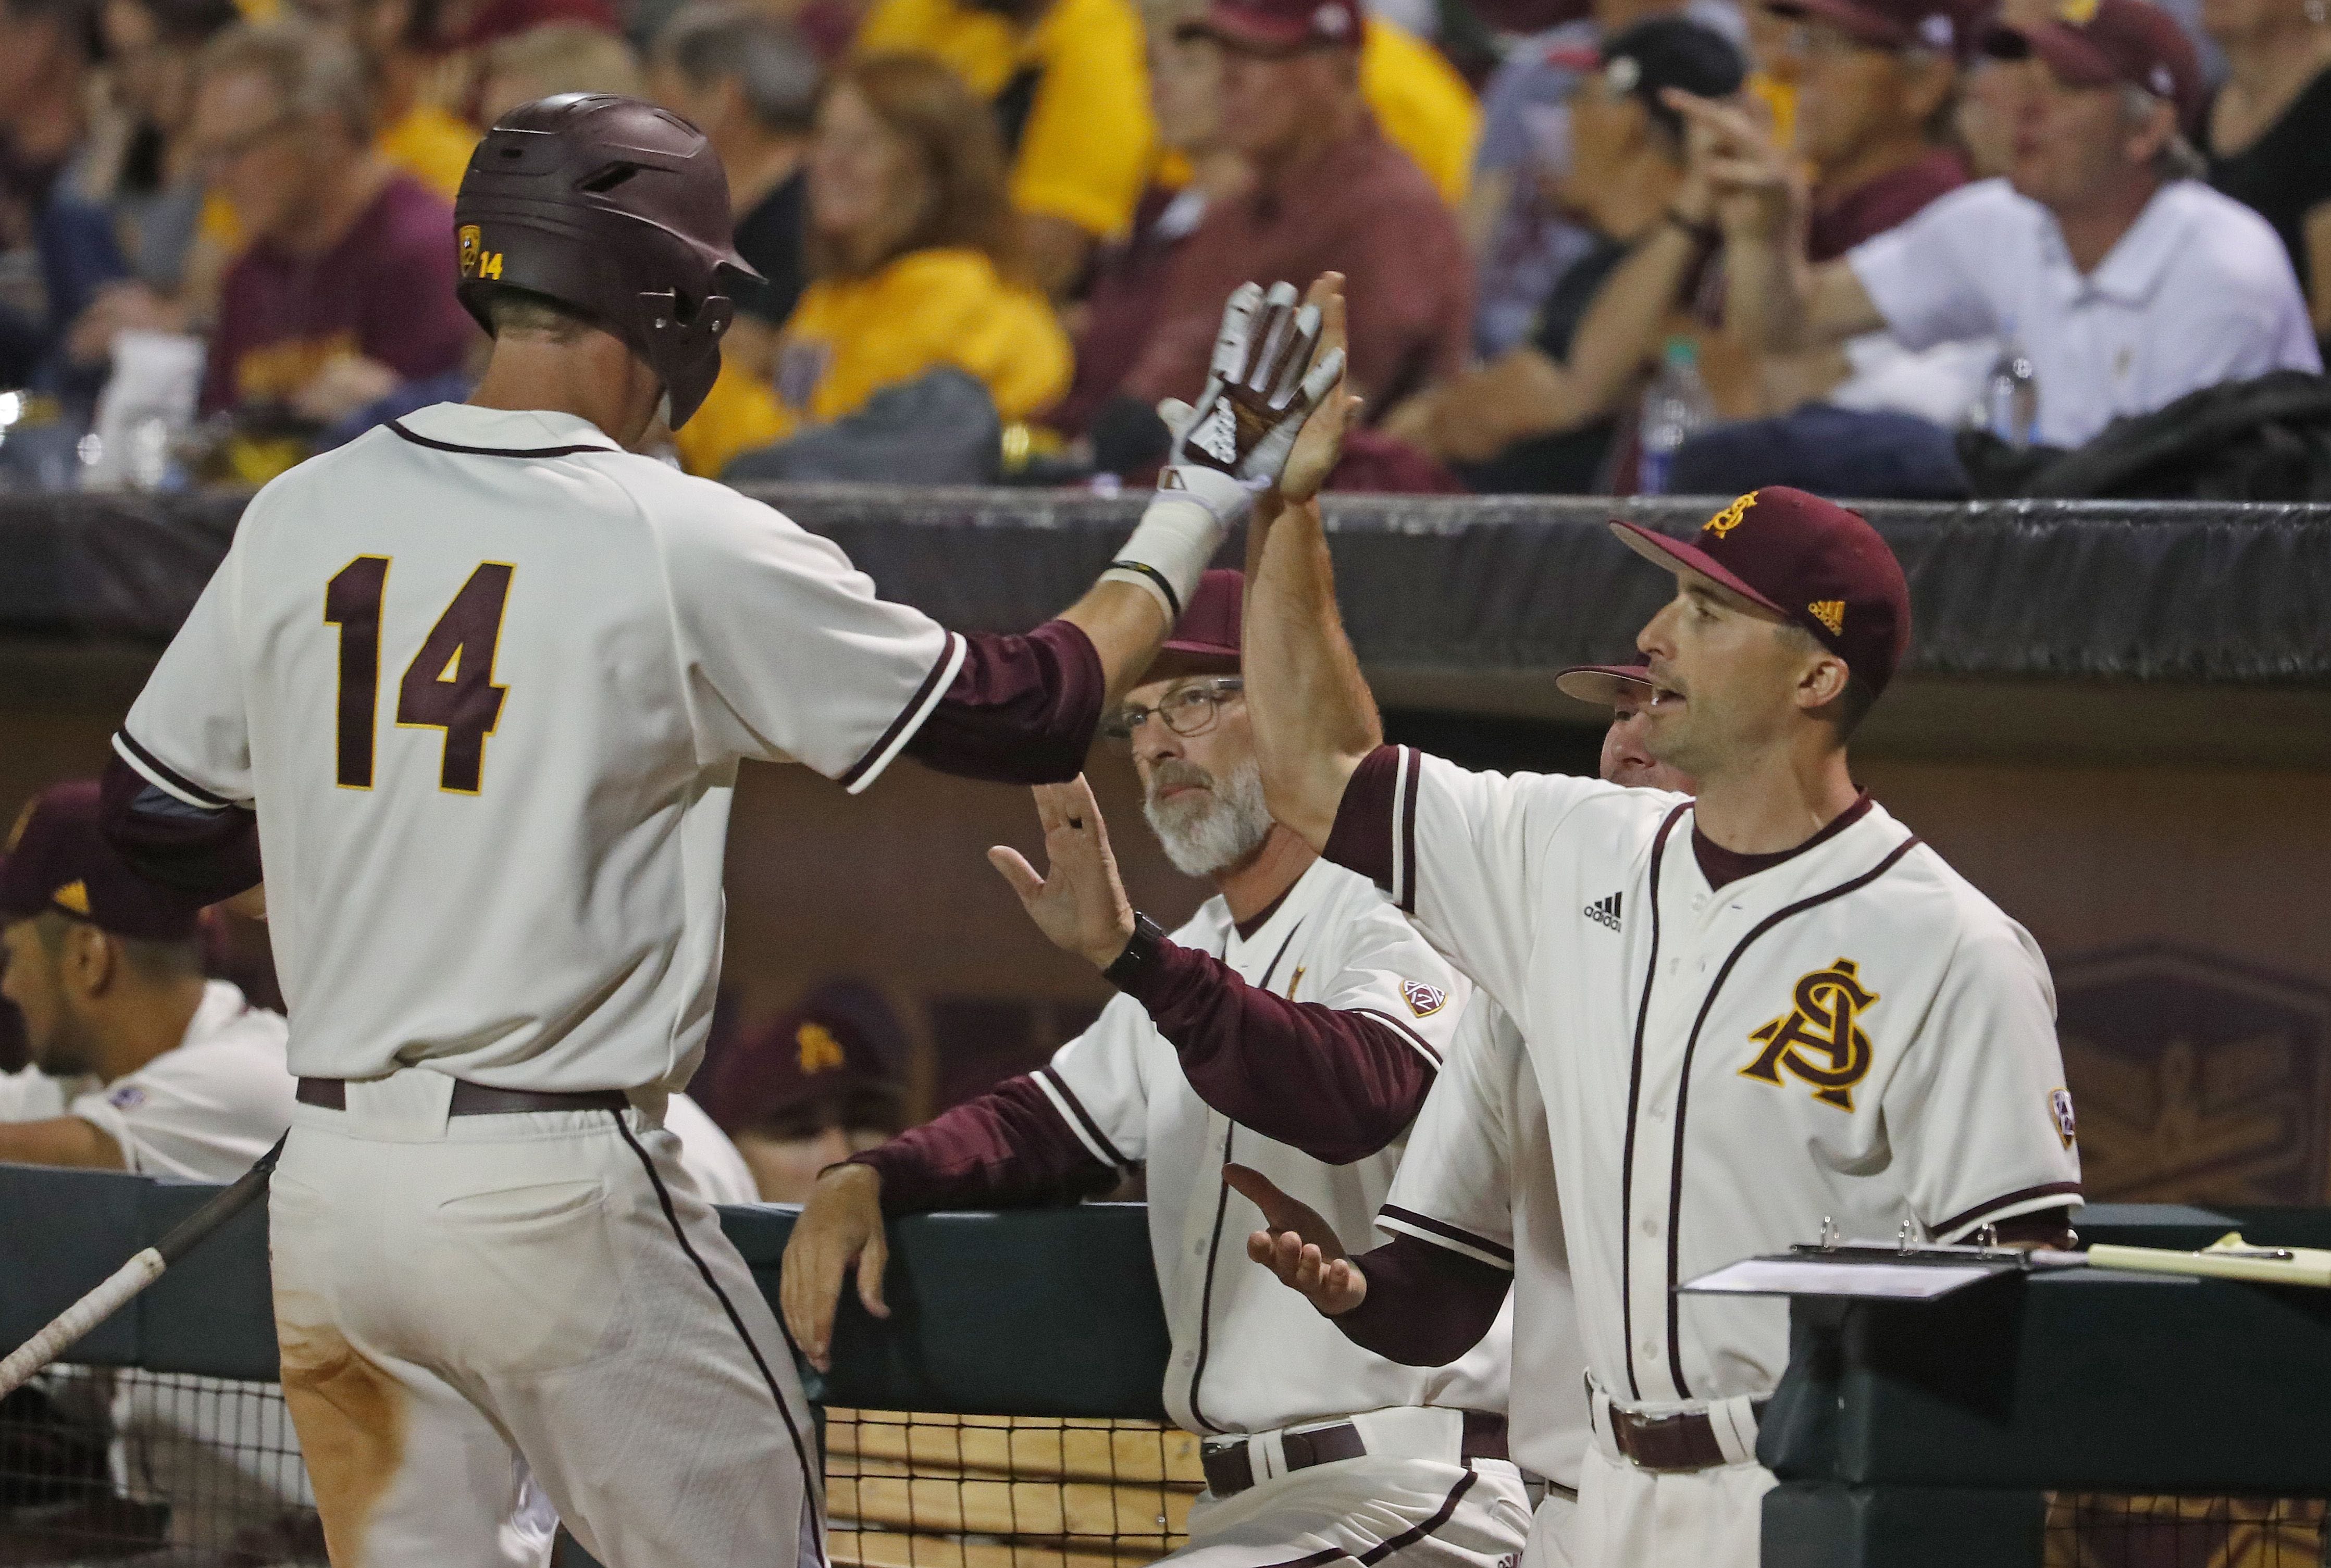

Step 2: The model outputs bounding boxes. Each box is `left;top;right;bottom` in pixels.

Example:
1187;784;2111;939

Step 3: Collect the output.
1982;0;2203;131
1142;567;1244;683
1607;486;1912;699
1554;663;1657;708
1177;0;1363;49
0;778;202;941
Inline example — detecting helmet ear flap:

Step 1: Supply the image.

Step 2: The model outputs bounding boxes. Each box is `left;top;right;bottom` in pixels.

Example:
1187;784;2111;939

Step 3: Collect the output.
638;288;736;428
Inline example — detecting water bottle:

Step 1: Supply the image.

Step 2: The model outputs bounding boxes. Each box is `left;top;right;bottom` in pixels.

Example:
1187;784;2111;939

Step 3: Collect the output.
1983;333;2039;450
1638;337;1716;495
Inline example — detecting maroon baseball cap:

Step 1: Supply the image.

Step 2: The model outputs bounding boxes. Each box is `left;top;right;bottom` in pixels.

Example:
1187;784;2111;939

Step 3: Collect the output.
1178;0;1363;51
1609;487;1912;698
0;779;202;942
1144;568;1244;683
1985;0;2202;131
1767;0;1990;59
693;981;908;1138
1555;663;1656;707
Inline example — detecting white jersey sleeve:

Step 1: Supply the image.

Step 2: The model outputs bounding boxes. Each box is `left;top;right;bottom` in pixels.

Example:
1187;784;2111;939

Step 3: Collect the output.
1040;992;1158;1167
1304;879;1472;1068
65;988;295;1183
117;534;254;806
1844;182;2004;354
650;477;966;792
1378;1000;1517;1270
0;1065;73;1122
664;1091;762;1205
1884;916;2084;1240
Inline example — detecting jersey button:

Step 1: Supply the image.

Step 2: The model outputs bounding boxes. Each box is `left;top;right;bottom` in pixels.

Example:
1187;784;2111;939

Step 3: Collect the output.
1641;1216;1659;1238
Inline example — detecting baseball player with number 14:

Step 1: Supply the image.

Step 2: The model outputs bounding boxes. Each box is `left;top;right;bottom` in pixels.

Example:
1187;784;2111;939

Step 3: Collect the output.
93;93;1343;1568
1238;483;2084;1567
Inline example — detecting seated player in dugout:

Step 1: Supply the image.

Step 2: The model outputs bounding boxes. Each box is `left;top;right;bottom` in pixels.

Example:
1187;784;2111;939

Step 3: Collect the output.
0;779;294;1180
97;84;1349;1567
784;566;1534;1568
693;980;911;1203
1235;477;2081;1568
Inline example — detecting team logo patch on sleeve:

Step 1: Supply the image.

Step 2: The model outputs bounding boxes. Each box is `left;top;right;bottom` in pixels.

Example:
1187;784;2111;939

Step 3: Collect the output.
1399;981;1447;1018
1741;957;1880;1111
107;1085;147;1110
2049;1087;2078;1149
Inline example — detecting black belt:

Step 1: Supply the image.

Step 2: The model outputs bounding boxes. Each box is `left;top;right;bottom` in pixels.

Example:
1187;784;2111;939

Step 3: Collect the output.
1200;1412;1506;1497
1609;1400;1770;1474
296;1077;631;1115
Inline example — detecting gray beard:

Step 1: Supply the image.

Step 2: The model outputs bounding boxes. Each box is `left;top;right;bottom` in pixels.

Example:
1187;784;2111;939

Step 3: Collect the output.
1144;757;1274;878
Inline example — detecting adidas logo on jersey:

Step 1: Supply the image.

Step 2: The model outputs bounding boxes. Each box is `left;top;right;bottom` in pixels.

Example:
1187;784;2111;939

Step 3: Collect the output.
1583;891;1622;931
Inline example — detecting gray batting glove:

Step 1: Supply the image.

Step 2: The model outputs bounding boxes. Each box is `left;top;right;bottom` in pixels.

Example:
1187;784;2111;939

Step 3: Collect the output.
1161;281;1348;513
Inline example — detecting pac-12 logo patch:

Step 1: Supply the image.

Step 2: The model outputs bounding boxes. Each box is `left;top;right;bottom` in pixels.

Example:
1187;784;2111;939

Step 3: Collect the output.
2049;1087;2078;1149
1399;981;1447;1018
1741;957;1880;1111
107;1085;147;1111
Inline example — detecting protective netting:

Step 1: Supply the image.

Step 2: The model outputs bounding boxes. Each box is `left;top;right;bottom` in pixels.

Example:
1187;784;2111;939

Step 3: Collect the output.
2044;1494;2329;1567
0;1374;1202;1568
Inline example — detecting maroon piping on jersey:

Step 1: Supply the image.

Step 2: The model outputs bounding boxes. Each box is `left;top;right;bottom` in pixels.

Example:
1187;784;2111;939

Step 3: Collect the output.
1617;801;1692;1402
850;1074;1121;1214
1931;1180;2086;1240
1323;745;1402;892
1377;1204;1515;1265
902;621;1107;785
385;419;615;459
99;747;262;905
1658;831;1924;1400
839;631;963;790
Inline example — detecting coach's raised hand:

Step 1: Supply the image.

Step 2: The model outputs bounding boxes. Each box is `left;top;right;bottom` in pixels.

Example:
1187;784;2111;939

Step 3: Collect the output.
1230;1163;1369;1317
986;776;1139;972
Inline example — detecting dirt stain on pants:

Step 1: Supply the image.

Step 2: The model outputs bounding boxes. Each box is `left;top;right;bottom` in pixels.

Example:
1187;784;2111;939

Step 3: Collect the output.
279;1321;405;1568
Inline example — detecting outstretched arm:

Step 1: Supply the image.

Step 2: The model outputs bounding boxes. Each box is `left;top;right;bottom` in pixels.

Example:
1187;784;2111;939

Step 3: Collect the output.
1241;492;1379;851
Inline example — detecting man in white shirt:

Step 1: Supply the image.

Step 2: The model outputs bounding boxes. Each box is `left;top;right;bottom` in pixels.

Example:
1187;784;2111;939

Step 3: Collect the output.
1684;0;2320;449
1;779;293;1180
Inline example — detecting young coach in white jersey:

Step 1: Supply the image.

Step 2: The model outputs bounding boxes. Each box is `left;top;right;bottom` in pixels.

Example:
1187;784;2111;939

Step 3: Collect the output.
1239;481;2082;1567
93;94;1343;1568
1234;663;1687;1568
783;567;1530;1568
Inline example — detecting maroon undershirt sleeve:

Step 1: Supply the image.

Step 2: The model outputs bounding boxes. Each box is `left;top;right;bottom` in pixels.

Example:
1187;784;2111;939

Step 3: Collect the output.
98;754;262;906
849;1072;1123;1216
1332;1235;1512;1366
1322;744;1404;891
903;620;1105;785
1114;938;1433;1164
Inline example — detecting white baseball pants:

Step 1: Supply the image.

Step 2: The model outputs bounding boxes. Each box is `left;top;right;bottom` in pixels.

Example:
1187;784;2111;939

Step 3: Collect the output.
1570;1400;1775;1568
267;1072;822;1568
1168;1410;1532;1568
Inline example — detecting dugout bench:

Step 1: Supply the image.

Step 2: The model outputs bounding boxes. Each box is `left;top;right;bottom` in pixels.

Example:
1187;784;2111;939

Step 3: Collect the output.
8;1167;2331;1565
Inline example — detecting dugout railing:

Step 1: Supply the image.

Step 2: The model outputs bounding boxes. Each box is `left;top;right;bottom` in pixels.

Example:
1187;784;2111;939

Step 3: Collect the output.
9;1165;2331;1567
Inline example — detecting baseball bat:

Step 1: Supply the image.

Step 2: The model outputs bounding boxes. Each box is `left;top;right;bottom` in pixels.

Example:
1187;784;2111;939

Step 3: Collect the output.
0;1133;287;1400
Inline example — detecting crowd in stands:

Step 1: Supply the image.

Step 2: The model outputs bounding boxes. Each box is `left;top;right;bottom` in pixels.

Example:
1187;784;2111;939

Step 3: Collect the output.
2;0;2327;496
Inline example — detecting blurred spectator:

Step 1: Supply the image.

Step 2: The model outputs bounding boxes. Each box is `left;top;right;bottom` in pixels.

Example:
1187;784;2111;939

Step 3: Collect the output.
1465;0;1745;356
439;0;617;53
349;0;479;200
1125;0;1470;416
1703;0;2320;451
1048;0;1246;438
693;980;910;1202
80;0;242;291
1664;0;1999;496
677;51;1069;475
191;23;475;476
857;0;1151;294
2201;0;2331;353
1383;17;1745;489
650;5;820;334
0;0;123;397
474;19;642;122
1355;14;1483;206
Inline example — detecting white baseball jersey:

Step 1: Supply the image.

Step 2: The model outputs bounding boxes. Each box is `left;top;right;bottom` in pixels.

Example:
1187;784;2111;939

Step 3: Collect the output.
1041;856;1505;1435
115;403;967;1095
0;982;293;1181
1379;997;1585;1489
1344;752;2080;1410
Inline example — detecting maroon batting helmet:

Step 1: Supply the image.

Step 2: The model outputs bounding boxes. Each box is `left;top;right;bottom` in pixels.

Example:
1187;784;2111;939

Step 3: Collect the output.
453;94;762;427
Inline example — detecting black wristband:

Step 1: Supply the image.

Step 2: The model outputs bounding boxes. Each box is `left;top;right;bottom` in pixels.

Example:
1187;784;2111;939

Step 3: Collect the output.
1664;207;1721;251
1101;912;1167;989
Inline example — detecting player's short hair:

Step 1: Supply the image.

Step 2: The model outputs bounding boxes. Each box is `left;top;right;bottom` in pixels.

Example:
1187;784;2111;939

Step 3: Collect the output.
656;5;822;136
196;21;374;144
1778;621;1878;738
478;283;599;342
32;911;205;982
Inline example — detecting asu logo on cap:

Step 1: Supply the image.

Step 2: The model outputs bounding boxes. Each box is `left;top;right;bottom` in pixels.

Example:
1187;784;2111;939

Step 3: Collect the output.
2056;0;2099;22
796;1021;847;1075
1704;492;1756;538
51;879;91;916
457;224;503;282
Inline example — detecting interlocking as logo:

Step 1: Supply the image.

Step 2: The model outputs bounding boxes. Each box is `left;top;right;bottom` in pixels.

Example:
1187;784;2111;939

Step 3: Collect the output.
796;1021;847;1075
1740;957;1880;1111
1704;492;1757;537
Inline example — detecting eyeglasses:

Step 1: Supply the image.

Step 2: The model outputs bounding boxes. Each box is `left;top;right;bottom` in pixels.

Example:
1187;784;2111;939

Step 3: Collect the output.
1101;677;1245;741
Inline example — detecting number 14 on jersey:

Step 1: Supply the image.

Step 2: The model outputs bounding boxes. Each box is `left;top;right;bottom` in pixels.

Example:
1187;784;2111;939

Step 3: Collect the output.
325;556;514;794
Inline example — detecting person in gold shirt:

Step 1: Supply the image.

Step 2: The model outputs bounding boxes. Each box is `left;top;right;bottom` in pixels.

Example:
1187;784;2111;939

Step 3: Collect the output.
856;0;1151;294
350;0;478;200
675;51;1070;477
